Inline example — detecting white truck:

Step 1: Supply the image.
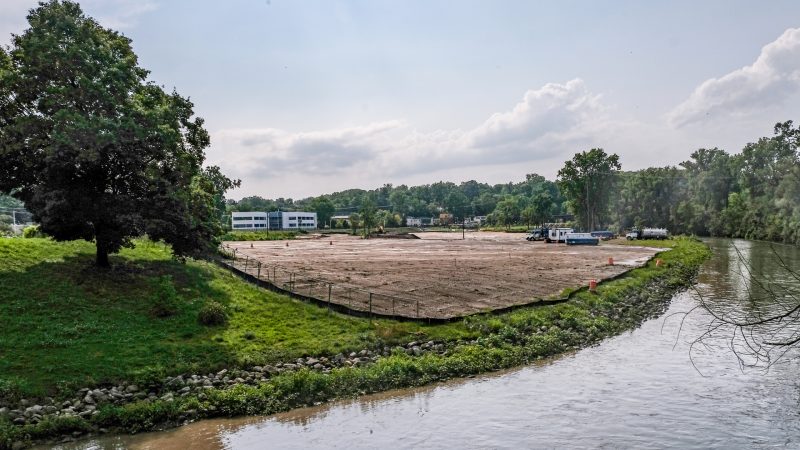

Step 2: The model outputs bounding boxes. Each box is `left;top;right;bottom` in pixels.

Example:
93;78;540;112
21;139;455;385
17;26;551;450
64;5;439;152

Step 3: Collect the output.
546;227;574;243
626;228;669;240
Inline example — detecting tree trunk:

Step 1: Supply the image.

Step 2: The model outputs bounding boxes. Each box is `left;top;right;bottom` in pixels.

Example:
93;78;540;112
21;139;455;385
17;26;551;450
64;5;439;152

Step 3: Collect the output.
96;240;110;268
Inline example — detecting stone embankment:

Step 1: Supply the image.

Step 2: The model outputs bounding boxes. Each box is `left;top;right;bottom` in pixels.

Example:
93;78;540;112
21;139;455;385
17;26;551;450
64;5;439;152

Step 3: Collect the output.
0;341;446;431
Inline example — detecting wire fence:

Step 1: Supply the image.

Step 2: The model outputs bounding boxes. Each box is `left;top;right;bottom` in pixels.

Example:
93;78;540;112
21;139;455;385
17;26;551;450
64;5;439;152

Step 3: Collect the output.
218;243;433;320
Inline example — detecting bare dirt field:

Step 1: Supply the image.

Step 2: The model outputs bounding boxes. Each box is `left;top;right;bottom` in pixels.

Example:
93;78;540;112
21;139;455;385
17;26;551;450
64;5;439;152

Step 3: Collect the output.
223;232;662;320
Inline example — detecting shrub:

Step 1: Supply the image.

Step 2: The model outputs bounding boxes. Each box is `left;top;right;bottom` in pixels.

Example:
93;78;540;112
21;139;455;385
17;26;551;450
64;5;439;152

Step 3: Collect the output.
22;225;44;238
149;275;180;318
198;301;228;326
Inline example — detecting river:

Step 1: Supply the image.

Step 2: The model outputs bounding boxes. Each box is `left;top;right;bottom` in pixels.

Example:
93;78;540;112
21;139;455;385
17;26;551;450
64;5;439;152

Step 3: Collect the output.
55;239;800;449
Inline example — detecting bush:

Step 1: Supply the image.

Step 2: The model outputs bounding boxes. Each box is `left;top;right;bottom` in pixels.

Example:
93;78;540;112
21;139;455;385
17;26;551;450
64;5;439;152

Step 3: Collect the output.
198;301;228;326
22;225;44;238
149;275;180;318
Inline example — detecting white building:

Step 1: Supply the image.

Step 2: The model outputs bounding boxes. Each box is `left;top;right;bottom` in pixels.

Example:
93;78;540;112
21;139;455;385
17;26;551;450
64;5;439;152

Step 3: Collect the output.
231;211;317;231
231;211;269;230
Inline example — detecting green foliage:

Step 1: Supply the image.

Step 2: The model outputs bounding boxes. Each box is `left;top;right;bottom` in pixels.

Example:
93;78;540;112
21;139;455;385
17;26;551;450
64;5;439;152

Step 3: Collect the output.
0;195;23;209
348;212;360;235
0;1;237;267
311;197;336;228
22;225;43;238
225;173;566;229
360;195;377;236
149;275;181;318
198;301;228;326
611;121;800;244
558;148;621;231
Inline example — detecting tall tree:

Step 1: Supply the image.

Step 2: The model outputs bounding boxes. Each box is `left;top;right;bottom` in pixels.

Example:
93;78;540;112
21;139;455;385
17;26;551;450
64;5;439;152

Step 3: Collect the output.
557;148;621;231
0;1;237;266
359;195;377;237
311;197;335;228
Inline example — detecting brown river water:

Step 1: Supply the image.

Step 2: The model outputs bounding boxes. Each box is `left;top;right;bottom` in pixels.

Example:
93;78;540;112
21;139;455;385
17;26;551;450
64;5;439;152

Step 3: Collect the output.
51;239;800;449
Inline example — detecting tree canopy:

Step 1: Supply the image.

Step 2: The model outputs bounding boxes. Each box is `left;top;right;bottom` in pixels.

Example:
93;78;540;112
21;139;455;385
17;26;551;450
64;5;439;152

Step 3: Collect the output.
557;148;621;231
0;1;237;266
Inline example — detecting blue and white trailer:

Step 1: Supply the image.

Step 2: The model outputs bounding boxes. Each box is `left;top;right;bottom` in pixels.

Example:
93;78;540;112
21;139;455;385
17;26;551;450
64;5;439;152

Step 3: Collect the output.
565;232;600;246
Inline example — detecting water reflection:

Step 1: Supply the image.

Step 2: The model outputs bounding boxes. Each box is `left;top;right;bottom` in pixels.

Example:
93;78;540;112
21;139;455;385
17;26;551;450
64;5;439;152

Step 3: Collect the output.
55;239;800;449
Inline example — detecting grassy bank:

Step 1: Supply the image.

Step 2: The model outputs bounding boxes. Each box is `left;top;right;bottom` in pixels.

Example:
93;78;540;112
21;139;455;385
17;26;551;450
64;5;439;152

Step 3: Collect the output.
0;237;710;448
0;238;473;399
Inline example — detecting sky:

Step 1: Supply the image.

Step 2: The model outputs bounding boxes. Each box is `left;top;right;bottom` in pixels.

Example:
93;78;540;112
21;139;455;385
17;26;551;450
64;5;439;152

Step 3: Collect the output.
2;1;800;200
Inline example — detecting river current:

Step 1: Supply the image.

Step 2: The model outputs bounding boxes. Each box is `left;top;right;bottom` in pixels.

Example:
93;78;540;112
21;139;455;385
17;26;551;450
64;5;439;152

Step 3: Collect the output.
56;239;800;449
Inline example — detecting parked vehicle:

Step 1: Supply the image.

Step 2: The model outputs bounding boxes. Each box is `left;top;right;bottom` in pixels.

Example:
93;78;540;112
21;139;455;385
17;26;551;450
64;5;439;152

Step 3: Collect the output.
626;228;669;240
546;227;574;243
590;230;615;240
566;232;600;246
525;227;547;241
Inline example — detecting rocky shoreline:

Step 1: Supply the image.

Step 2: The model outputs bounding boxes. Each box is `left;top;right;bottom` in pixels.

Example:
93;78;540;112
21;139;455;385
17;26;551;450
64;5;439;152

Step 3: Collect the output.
0;340;449;447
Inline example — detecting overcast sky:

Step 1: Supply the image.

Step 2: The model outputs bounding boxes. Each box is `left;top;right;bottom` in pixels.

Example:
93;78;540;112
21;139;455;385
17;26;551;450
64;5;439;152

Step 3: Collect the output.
3;1;800;199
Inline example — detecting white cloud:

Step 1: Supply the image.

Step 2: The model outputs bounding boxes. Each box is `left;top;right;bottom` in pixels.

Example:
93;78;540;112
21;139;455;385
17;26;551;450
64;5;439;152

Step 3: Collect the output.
669;27;800;127
210;79;609;196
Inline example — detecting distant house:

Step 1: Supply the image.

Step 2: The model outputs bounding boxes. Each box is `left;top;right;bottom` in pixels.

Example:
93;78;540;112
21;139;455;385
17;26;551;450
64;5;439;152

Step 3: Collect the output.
232;211;317;230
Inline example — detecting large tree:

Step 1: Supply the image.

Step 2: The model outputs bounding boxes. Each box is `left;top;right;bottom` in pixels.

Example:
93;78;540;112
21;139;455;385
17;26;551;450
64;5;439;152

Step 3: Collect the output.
0;1;237;266
311;197;335;228
557;148;621;231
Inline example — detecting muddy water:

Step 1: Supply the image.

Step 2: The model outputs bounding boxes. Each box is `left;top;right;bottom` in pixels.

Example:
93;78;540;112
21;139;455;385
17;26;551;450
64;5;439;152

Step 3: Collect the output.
57;239;800;449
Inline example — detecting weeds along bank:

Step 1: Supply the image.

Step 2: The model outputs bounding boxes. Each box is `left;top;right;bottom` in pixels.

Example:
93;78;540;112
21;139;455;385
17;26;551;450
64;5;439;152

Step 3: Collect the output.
0;237;710;448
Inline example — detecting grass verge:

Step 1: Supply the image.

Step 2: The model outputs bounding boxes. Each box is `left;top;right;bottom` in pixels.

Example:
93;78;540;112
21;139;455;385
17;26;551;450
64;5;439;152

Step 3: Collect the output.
0;237;709;448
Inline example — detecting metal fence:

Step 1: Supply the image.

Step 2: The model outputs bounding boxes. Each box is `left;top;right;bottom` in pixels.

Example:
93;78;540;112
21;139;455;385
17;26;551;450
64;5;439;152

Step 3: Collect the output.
218;244;433;320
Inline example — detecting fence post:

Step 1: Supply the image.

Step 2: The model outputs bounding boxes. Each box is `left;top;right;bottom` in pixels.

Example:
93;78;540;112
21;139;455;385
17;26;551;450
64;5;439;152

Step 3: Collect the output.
369;292;373;321
244;256;248;272
392;297;395;315
233;248;237;262
273;267;276;282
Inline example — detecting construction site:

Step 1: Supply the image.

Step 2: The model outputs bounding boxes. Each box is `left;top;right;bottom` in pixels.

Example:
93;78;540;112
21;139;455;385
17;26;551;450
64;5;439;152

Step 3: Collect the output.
222;232;663;320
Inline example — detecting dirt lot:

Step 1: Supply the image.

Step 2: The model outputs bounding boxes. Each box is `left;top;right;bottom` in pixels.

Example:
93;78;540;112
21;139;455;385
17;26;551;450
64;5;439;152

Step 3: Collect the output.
224;232;662;319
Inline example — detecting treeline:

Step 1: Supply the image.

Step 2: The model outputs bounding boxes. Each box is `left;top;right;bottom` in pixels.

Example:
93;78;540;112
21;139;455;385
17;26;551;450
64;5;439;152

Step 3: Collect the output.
614;121;800;243
227;174;567;228
226;121;800;244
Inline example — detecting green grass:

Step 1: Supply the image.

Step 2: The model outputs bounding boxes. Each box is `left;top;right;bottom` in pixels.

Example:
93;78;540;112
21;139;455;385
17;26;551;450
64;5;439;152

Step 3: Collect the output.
0;237;710;447
0;237;707;401
0;238;468;398
606;238;678;248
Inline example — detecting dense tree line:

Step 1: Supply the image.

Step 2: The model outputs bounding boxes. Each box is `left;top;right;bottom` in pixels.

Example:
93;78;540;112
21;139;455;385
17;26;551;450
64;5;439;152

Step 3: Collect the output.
613;121;800;243
227;174;567;229
227;121;799;244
